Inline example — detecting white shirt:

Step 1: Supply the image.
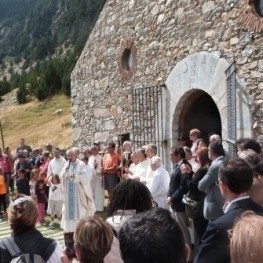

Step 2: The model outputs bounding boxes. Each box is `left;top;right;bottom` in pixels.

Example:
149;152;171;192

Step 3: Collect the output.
85;163;96;180
148;166;170;209
146;156;159;187
224;195;250;213
47;156;67;177
47;242;62;263
88;154;102;173
49;183;63;201
132;159;149;183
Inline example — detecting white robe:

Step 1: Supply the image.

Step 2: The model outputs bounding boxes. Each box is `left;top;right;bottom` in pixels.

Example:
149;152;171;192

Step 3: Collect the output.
60;158;96;232
47;156;67;177
132;159;149;183
148;166;170;209
47;156;67;215
88;154;104;211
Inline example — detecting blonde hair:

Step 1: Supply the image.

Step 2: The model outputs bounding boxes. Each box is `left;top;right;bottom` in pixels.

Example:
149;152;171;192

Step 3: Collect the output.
8;194;38;234
230;212;263;263
190;128;201;138
74;216;113;263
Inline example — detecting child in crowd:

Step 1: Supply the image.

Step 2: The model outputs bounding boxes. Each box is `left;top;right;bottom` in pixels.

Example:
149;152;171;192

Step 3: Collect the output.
29;169;39;199
0;167;7;218
35;179;47;224
46;174;63;227
16;168;30;195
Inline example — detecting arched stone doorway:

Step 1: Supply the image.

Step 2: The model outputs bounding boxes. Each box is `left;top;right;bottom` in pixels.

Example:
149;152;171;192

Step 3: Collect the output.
178;90;222;146
162;51;252;169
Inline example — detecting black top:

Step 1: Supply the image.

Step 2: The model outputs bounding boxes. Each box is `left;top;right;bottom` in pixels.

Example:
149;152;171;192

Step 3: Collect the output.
194;198;263;263
0;228;56;263
185;167;208;201
16;178;30;196
168;160;192;212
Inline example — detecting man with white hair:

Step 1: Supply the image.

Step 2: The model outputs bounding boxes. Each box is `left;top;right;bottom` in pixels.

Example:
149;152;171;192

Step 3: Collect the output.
209;134;222;143
148;156;170;209
209;133;228;158
60;147;95;232
145;143;158;186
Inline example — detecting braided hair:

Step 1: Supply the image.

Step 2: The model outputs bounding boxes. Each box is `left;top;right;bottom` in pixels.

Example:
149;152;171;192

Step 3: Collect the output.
106;179;153;217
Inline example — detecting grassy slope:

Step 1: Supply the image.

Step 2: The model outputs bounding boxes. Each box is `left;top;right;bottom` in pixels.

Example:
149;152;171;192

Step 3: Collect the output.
0;94;72;152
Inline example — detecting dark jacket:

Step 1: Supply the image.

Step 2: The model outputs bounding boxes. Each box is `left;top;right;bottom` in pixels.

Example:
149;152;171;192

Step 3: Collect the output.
168;160;191;212
0;229;55;263
186;167;207;201
194;198;263;263
16;178;30;196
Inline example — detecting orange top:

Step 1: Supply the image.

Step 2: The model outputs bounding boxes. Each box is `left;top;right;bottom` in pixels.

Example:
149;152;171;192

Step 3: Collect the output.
103;152;120;174
0;174;6;195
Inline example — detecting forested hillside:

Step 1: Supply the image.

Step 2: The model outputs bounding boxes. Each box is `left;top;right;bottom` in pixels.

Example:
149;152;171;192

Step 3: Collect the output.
0;0;105;102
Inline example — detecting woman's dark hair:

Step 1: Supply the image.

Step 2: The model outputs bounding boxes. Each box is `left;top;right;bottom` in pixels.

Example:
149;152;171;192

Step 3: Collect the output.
196;147;211;167
35;179;45;193
52;174;60;184
106;179;153;217
236;138;262;154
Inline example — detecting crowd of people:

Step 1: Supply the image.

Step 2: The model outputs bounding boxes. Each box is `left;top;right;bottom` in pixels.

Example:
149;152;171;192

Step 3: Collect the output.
0;131;263;263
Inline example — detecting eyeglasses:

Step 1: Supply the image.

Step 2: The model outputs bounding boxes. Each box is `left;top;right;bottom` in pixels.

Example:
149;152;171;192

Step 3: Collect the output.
216;179;222;185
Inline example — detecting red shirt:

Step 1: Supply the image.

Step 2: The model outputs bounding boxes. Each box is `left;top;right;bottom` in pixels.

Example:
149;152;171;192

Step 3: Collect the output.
0;174;6;194
103;152;120;174
0;155;11;172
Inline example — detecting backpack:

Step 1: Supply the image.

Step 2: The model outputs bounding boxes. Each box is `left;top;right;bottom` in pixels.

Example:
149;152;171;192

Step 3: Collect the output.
1;237;56;263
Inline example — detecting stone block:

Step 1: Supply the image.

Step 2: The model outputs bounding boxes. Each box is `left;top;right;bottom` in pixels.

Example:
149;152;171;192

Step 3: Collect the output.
94;132;110;142
258;82;263;90
205;29;215;38
99;76;109;88
105;120;115;130
236;57;247;65
151;5;159;16
202;1;216;14
258;60;263;72
230;37;239;45
246;61;258;70
157;14;165;24
94;108;110;118
251;71;263;79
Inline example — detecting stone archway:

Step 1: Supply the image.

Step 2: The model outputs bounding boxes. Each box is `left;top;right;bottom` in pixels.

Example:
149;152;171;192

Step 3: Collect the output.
165;51;252;152
177;90;222;145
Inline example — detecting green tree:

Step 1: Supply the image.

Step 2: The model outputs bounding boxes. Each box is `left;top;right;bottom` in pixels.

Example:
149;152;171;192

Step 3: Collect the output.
0;76;11;96
16;85;28;104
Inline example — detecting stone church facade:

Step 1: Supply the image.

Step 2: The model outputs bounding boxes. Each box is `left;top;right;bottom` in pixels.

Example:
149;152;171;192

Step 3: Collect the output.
71;0;263;167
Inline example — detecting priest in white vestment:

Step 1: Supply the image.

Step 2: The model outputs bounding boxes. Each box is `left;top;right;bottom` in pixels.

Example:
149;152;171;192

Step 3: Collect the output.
60;148;96;232
145;143;158;186
148;156;170;209
88;144;104;212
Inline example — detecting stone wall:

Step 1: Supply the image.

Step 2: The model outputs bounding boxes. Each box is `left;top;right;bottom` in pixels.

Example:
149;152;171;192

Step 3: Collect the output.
71;0;263;148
